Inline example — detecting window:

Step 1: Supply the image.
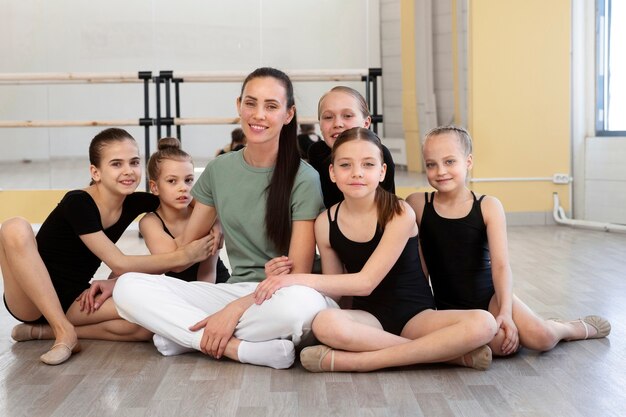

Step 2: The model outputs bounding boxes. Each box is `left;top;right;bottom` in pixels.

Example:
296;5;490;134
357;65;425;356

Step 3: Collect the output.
596;0;626;135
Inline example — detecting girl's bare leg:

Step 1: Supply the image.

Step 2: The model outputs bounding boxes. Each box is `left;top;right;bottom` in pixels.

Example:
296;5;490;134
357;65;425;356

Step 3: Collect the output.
11;298;154;342
66;299;153;341
310;308;496;372
312;308;408;352
488;294;607;355
0;218;78;352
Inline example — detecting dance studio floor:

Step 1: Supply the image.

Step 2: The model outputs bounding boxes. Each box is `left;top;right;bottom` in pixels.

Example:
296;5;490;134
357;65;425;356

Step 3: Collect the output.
1;225;625;416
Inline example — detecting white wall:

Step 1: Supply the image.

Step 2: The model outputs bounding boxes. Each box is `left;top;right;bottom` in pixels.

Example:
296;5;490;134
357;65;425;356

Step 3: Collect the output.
572;1;626;224
0;0;381;169
432;0;467;127
584;137;626;223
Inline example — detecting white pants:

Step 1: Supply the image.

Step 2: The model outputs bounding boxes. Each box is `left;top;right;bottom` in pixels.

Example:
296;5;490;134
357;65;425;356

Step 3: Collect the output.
113;273;337;351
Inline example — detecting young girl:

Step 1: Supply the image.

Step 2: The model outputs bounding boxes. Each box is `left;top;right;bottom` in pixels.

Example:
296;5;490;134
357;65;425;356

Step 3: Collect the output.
0;128;213;366
406;126;611;356
141;137;230;284
254;127;498;372
308;86;396;208
266;86;399;277
112;67;336;370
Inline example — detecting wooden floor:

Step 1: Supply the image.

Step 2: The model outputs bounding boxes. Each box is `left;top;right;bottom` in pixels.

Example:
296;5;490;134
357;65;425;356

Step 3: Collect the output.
1;225;625;417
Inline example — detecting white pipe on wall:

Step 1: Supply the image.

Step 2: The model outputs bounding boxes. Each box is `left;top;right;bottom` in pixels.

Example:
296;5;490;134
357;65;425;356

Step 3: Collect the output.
471;177;553;183
553;192;626;233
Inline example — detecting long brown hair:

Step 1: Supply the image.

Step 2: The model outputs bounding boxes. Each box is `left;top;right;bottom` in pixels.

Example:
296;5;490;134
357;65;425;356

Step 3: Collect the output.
240;68;299;253
331;127;402;228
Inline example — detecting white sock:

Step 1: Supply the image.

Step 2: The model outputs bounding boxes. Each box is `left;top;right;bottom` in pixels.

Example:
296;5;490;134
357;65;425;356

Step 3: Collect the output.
237;339;295;369
153;334;194;356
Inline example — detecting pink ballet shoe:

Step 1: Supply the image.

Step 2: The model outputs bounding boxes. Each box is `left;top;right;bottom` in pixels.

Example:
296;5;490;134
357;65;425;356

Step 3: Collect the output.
40;341;81;366
11;323;44;342
300;345;335;372
579;315;611;339
461;345;492;371
550;315;611;340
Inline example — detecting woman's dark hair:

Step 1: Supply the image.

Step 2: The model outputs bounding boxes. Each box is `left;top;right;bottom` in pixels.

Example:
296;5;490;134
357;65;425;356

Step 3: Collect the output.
331;127;402;228
147;137;192;181
88;128;136;185
240;67;299;253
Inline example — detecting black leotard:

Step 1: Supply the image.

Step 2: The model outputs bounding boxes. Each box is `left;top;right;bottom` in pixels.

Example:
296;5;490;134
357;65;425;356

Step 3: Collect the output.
29;191;159;315
328;202;435;335
419;191;495;310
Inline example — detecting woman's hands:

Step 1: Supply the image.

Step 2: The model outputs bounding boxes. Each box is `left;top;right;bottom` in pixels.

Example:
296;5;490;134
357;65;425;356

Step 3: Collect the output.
188;295;253;359
189;306;239;359
264;256;293;276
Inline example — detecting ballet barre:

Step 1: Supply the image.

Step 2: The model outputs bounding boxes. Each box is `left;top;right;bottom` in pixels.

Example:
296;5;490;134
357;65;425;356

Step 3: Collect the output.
0;69;371;85
0;117;319;129
0;68;382;145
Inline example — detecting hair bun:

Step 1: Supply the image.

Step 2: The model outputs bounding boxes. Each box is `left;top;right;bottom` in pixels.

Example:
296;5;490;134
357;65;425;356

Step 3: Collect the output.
157;137;181;151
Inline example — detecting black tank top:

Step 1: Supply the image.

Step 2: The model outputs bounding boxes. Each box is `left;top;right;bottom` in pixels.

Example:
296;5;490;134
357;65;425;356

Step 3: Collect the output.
152;212;200;282
328;202;435;335
419;192;494;310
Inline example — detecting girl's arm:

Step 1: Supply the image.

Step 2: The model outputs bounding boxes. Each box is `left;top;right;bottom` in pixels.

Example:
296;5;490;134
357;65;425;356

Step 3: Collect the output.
139;213;202;274
254;202;417;302
139;213;178;253
315;211;348;276
406;192;430;281
79;229;212;277
483;195;518;353
405;192;426;226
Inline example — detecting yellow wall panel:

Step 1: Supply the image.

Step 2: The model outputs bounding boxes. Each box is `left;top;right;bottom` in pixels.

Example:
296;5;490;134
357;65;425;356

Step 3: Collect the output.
469;0;571;212
401;0;423;171
0;190;68;224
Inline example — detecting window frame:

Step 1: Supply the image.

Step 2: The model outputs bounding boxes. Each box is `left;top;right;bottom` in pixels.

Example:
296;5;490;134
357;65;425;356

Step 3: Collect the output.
596;0;626;136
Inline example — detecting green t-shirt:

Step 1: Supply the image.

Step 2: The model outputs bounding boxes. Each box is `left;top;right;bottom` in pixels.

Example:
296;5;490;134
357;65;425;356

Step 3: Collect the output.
191;150;324;283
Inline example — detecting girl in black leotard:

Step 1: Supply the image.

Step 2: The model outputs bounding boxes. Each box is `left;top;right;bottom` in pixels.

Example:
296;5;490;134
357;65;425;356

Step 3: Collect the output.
140;137;230;284
254;127;498;373
306;86;396;209
407;126;611;357
0;128;213;366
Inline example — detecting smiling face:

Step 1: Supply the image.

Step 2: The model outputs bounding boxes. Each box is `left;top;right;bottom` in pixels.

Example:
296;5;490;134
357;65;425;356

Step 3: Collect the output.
149;159;194;210
423;132;473;192
90;139;141;195
236;76;294;147
330;138;386;200
318;90;371;148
